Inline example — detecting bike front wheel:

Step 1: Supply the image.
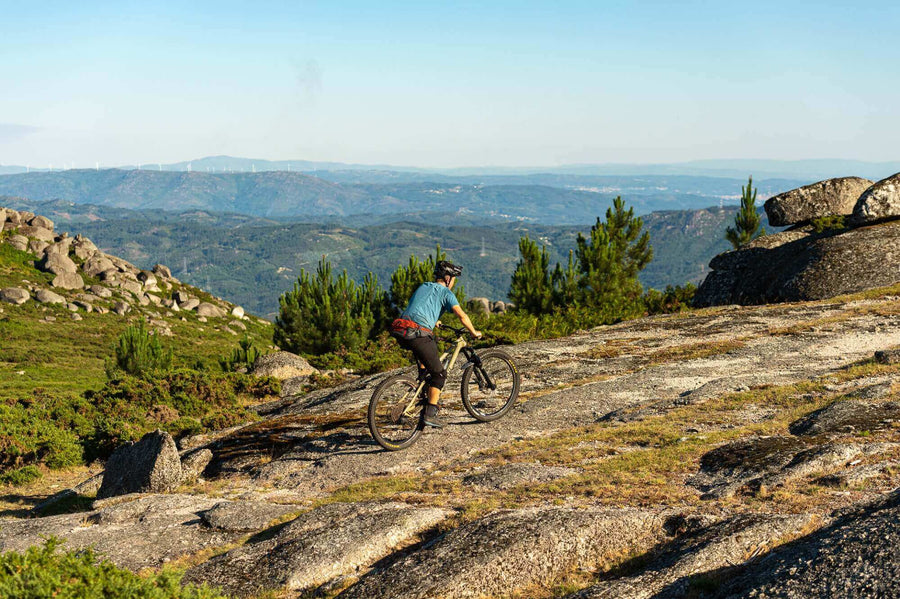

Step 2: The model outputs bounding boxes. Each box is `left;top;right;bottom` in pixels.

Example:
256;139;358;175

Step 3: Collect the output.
461;349;520;422
368;374;424;451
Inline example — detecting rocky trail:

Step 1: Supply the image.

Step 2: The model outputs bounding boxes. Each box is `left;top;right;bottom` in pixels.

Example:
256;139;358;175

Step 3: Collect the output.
3;294;900;598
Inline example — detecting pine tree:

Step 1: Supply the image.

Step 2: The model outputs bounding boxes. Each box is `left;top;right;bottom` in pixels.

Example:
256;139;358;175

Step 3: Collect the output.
509;236;553;314
274;257;375;355
575;196;652;314
725;176;765;249
551;250;579;306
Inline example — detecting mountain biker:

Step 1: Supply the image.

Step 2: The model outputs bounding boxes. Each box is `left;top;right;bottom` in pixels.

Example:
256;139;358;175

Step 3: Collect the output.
389;260;482;428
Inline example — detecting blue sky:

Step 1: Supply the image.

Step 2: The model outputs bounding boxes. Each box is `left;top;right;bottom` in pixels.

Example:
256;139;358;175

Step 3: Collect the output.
1;1;898;167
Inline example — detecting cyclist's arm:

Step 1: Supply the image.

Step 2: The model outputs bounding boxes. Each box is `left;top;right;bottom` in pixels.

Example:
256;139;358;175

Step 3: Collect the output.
451;305;482;338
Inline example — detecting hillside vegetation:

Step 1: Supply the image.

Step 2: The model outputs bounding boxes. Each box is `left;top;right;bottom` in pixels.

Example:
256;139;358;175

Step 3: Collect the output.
3;197;757;317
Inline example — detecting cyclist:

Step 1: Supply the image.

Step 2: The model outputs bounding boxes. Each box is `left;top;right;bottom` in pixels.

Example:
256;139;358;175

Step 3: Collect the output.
389;260;482;428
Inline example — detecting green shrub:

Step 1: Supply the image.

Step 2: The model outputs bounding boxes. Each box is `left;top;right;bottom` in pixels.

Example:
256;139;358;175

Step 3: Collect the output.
306;332;408;374
0;538;228;599
0;371;279;481
83;370;276;459
643;284;697;315
219;335;262;372
810;214;846;233
0;395;85;474
0;465;42;486
112;321;173;378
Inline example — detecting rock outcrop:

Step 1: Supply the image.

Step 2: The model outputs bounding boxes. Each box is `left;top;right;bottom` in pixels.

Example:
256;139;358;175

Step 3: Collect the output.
97;430;183;498
340;507;666;599
694;219;900;306
851;172;900;225
183;502;450;597
250;351;317;379
0;205;244;319
697;174;900;307
764;177;873;226
704;490;900;598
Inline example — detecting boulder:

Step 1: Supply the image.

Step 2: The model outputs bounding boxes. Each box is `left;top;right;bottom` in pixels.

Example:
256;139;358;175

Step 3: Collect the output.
71;235;98;260
27;214;54;230
5;209;23;225
197;302;226;318
764;177;873;227
250;351;317;379
0;287;30;305
468;297;491;314
152;263;172;278
0;207;7;226
51;272;85;290
34;288;66;304
42;239;72;258
174;290;192;303
83;254;116;277
39;253;78;275
184;502;450;597
28;239;48;256
709;490;900;598
231;305;244;318
694;220;900;307
97;430;183;499
851;172;900;224
113;301;130;315
572;513;817;599
17;224;55;242
88;284;113;298
121;280;143;297
6;234;29;252
180;297;200;311
181;448;213;482
138;270;157;287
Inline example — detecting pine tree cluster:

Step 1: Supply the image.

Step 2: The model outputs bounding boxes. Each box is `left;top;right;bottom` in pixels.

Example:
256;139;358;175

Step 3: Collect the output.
509;196;652;322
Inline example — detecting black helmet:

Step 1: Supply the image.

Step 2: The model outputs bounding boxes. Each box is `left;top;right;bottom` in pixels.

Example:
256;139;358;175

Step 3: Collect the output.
434;260;463;279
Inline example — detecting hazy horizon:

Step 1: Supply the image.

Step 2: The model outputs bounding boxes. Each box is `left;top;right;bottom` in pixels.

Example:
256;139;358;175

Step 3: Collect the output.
3;2;899;167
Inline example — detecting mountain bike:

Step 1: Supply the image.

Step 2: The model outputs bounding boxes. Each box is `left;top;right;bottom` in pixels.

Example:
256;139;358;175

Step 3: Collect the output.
367;325;520;451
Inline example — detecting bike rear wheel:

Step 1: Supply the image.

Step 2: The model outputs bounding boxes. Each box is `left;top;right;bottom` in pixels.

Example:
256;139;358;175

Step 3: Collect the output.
368;374;424;451
461;349;520;422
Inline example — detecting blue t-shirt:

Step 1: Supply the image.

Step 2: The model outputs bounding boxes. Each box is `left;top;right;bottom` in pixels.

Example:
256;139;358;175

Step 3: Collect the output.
401;282;460;330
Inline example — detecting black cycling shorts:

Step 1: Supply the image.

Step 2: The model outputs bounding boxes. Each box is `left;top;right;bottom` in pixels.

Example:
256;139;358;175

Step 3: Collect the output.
397;335;446;390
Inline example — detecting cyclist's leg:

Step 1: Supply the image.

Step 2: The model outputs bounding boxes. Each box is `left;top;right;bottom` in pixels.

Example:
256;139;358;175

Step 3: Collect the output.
406;337;444;397
406;336;446;426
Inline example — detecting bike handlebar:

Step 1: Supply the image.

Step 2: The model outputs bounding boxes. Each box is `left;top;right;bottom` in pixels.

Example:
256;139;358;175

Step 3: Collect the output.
436;323;471;337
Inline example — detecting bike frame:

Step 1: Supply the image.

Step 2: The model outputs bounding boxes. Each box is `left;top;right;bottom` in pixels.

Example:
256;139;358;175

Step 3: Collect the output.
398;333;480;419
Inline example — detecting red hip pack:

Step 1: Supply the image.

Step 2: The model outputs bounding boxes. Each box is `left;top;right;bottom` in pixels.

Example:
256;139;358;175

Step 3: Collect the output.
389;318;432;340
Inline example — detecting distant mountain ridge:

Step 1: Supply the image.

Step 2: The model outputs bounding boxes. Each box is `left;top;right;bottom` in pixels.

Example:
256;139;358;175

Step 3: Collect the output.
2;155;898;180
0;168;799;224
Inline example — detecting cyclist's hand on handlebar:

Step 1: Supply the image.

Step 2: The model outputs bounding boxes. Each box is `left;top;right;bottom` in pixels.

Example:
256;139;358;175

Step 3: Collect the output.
435;320;442;328
473;329;483;339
